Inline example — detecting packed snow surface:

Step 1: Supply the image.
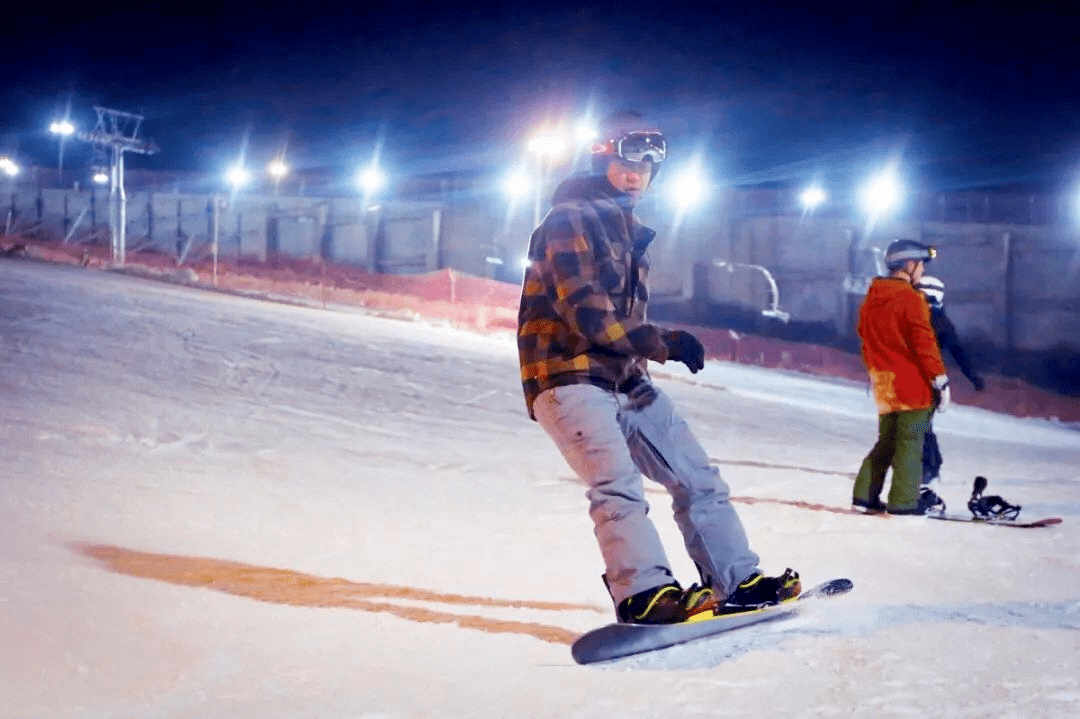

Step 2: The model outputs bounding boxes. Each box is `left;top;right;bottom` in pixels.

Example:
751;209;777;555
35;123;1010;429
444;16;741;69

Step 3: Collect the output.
2;260;1078;719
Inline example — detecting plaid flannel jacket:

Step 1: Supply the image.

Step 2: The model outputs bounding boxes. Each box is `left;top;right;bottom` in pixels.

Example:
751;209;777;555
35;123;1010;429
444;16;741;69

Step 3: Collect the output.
517;175;673;418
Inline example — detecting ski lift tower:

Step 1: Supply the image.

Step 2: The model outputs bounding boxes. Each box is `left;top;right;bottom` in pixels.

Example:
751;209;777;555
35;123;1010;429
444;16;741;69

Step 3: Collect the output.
77;106;159;265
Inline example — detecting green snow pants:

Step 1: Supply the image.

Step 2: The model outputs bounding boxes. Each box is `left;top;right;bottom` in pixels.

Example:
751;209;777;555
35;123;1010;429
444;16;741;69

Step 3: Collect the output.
853;407;932;513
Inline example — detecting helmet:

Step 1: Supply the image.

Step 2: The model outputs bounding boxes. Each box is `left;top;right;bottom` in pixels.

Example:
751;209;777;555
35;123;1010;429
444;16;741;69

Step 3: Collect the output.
915;275;945;306
590;110;666;178
884;239;936;271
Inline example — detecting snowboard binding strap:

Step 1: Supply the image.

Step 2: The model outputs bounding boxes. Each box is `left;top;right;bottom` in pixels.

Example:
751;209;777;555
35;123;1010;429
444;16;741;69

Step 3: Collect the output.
967;476;1021;521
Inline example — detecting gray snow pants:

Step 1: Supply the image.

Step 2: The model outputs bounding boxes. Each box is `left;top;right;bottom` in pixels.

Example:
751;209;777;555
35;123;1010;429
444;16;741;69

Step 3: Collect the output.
532;383;760;605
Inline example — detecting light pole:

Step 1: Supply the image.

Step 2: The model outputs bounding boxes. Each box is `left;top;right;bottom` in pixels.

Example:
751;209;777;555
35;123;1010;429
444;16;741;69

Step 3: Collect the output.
268;159;288;195
1;156;18;235
49;119;75;183
527;133;566;226
219;163;251;282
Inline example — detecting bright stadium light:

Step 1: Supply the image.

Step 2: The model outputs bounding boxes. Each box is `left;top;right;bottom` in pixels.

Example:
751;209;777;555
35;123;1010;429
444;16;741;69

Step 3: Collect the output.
92;168;109;184
268;158;288;194
528;134;567;159
49;120;75;136
575;121;598;145
358;166;386;193
502;167;530;200
49;118;77;180
859;169;902;216
267;159;288;180
0;156;19;177
667;168;708;209
225;164;251;189
800;185;827;210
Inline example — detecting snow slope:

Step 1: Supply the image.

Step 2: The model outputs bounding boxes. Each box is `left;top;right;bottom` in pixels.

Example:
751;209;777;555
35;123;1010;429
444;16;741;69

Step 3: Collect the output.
2;259;1078;719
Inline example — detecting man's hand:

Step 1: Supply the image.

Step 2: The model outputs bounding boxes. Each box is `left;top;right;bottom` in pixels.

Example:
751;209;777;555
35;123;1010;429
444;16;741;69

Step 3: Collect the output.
932;374;951;413
663;330;705;373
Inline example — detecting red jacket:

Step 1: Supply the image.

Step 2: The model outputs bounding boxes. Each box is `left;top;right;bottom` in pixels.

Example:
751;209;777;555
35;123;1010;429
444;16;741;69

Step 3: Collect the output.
858;277;946;414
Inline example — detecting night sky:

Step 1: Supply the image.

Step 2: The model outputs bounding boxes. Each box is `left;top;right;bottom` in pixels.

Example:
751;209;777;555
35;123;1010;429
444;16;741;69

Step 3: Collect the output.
4;1;1079;191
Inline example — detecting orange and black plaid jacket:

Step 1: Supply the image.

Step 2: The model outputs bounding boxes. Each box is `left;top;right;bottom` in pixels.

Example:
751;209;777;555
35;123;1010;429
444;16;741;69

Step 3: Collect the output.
517;175;674;419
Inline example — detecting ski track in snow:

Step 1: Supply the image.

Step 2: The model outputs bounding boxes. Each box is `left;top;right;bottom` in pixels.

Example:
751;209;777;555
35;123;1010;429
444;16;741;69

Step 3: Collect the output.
1;259;1078;719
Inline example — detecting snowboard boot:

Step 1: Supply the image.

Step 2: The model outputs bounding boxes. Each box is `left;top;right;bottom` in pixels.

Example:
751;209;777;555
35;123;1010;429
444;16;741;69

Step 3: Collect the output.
724;568;801;609
617;582;721;624
918;486;947;515
681;584;720;622
616;583;687;624
851;496;886;514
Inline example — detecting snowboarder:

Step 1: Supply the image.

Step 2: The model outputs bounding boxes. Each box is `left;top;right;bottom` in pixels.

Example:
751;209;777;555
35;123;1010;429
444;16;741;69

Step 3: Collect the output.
517;111;800;625
852;239;949;515
913;275;986;510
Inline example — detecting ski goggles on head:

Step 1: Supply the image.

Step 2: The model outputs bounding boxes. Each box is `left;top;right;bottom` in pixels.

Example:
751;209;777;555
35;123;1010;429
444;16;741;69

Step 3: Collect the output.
613;132;667;164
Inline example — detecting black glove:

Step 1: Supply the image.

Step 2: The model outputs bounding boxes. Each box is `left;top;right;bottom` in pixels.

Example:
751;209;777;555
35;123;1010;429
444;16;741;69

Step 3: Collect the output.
623;376;659;411
971;375;985;392
663;330;705;373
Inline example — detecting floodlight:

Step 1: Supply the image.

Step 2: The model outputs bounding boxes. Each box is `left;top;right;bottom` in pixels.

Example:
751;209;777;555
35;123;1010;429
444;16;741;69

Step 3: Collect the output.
358;166;386;193
0;157;19;177
49;120;75;136
503;168;530;200
859;171;902;216
528;134;567;159
668;169;707;208
800;185;827;210
225;164;251;189
267;160;288;179
575;122;598;144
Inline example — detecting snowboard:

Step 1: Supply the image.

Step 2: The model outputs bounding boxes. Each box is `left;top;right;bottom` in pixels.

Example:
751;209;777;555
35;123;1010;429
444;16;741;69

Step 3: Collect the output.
928;513;1062;528
571;577;853;665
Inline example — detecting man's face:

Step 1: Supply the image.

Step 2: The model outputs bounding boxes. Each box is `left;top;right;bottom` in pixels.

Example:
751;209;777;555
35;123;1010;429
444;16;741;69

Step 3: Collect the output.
910;260;926;283
606;158;653;199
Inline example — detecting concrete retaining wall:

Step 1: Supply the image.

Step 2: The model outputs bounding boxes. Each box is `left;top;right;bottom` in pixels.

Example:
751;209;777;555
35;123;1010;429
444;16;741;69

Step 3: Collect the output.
4;181;1078;363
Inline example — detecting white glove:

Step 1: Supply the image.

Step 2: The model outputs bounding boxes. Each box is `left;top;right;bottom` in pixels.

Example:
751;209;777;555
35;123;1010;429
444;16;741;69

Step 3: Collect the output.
932;374;950;413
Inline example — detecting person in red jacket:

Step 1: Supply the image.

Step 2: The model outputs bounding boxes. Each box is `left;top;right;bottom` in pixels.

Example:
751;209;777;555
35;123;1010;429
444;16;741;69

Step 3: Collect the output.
852;239;949;515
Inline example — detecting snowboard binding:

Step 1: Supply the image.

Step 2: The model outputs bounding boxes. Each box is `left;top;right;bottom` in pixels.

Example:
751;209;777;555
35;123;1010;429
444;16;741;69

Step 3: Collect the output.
967;476;1021;521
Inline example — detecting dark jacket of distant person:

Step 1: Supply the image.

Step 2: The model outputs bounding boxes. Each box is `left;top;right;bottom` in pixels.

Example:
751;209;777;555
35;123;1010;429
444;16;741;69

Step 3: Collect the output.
926;302;984;391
